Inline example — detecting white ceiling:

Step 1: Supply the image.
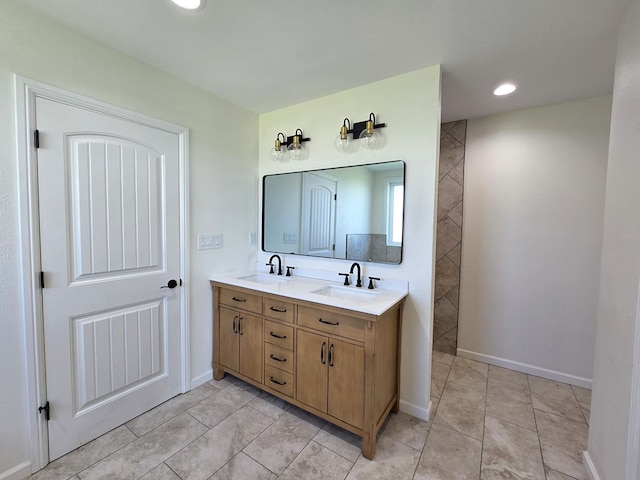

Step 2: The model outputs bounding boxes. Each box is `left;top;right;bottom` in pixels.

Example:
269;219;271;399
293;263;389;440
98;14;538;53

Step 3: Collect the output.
16;0;629;122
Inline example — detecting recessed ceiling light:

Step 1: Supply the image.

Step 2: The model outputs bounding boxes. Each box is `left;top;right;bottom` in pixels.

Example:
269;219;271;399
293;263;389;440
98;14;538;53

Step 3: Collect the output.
170;0;205;10
493;83;517;96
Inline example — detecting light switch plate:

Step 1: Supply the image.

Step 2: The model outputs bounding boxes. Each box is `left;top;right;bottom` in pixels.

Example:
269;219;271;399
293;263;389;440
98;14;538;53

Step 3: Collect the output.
198;233;223;250
283;232;297;244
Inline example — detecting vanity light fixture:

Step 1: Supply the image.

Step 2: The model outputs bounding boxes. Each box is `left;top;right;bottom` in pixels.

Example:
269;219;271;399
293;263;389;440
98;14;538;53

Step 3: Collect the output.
334;118;355;153
333;113;386;153
269;129;310;162
493;83;517;96
270;133;287;162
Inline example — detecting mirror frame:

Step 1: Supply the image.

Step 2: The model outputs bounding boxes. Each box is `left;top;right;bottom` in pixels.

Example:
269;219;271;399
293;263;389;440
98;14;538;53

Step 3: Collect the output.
262;160;405;264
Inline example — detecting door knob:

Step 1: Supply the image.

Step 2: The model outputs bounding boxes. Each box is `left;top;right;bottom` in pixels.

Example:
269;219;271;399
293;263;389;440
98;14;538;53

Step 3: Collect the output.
161;279;178;289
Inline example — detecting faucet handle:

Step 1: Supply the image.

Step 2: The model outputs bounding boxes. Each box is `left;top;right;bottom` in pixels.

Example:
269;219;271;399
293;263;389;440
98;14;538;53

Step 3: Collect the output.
286;266;295;276
338;272;350;286
367;276;381;289
265;262;275;274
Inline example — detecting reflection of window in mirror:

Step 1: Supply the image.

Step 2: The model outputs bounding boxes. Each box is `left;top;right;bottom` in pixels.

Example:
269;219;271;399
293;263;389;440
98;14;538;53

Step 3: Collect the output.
387;179;404;246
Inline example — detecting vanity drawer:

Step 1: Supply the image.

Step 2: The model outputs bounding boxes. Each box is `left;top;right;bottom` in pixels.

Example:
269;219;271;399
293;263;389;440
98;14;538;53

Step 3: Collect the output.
264;320;294;350
265;343;294;374
265;365;294;398
298;306;365;342
263;297;294;323
219;287;262;314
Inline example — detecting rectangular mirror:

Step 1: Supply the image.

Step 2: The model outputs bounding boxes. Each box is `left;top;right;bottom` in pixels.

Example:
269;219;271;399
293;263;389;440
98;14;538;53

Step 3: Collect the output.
262;160;405;264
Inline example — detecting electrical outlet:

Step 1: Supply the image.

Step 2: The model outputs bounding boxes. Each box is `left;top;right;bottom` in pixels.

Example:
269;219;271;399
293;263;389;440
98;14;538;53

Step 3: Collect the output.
283;232;297;244
198;233;223;250
249;232;256;246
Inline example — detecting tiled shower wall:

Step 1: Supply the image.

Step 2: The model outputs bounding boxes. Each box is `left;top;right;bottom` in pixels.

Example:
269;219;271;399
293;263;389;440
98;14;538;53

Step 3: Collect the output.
433;120;466;354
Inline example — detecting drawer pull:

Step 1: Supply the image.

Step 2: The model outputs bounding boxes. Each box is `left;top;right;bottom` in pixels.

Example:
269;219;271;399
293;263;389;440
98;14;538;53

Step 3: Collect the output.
269;376;287;386
269;354;286;363
231;296;246;303
318;318;340;326
269;306;287;313
269;331;287;339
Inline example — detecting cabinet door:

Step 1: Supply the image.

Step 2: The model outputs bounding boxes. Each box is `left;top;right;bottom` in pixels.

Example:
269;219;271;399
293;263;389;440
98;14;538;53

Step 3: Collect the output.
296;330;328;413
328;339;365;429
219;307;239;372
238;313;263;383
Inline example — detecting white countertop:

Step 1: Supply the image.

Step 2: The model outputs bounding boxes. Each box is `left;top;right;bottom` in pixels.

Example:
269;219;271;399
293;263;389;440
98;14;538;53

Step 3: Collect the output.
210;271;408;316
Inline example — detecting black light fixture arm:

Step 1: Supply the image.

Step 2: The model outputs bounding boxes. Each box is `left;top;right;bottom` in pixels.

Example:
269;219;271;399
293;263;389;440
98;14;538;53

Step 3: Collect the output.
347;113;386;139
281;128;311;147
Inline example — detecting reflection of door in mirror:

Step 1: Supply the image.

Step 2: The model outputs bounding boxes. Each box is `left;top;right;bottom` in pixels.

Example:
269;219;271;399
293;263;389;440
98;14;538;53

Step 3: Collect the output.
262;161;405;264
301;172;337;257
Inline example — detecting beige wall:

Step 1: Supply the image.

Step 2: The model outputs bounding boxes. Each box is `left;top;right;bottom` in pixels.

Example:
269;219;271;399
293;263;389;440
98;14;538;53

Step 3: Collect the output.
459;96;612;385
587;0;640;477
0;3;258;476
258;67;442;419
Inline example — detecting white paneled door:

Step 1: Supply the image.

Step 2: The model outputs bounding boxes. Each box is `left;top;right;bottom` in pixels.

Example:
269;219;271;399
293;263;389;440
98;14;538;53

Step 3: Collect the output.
35;97;184;460
300;172;337;257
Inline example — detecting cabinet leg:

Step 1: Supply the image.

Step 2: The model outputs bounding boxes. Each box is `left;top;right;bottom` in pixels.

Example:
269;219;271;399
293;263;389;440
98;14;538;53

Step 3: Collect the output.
213;364;225;381
362;432;377;460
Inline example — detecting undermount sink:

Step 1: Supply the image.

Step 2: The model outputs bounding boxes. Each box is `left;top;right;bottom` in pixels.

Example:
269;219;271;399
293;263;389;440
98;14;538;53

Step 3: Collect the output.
239;274;290;285
311;285;380;301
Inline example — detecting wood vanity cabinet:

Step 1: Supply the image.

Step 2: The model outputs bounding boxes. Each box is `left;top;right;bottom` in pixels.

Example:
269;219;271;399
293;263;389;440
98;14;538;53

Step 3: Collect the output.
296;330;365;429
216;288;263;383
211;280;404;459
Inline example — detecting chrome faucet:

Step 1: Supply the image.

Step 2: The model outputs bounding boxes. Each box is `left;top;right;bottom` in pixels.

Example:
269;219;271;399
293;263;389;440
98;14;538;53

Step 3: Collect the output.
350;262;363;287
267;254;283;275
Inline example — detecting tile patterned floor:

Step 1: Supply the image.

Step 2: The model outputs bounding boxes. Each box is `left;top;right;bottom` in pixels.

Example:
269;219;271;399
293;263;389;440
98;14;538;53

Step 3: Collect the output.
30;354;591;480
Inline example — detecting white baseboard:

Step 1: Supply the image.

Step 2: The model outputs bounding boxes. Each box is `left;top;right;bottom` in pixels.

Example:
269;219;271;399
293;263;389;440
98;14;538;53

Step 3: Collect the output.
190;369;213;390
0;461;31;480
399;399;430;422
457;349;592;389
582;451;601;480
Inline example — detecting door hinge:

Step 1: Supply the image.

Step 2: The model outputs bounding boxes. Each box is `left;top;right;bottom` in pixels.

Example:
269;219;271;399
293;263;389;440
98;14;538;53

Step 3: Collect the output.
34;129;40;149
39;271;45;289
38;401;50;421
332;244;335;251
334;193;337;200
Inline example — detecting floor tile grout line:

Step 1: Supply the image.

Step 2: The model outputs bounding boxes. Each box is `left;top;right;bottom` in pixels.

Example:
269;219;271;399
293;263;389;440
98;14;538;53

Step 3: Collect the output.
526;372;557;478
163;461;182;480
483;412;539;434
531;407;588;426
69;424;144;479
311;434;360;464
478;360;490;477
569;385;591;425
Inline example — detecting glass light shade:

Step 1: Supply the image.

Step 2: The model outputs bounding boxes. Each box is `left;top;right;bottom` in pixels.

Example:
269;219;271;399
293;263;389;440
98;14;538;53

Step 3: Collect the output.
334;134;355;153
270;146;287;162
359;127;380;149
288;142;305;161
